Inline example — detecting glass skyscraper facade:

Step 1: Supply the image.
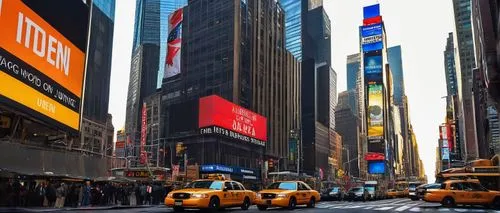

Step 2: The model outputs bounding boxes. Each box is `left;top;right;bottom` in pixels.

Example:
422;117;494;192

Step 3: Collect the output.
93;0;115;21
280;0;303;60
388;46;404;105
158;0;188;87
132;0;161;51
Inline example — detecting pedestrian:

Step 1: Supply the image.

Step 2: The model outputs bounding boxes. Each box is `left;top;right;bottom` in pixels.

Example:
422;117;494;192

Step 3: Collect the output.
55;183;66;208
81;181;91;207
46;183;56;207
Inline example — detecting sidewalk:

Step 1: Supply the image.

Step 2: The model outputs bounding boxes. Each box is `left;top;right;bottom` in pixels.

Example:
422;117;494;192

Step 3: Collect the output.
0;205;158;212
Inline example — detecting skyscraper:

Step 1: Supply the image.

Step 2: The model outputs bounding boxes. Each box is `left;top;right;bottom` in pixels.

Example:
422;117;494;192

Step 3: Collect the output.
388;46;404;105
347;53;360;115
280;0;304;60
158;0;187;86
444;33;457;104
452;0;478;160
79;0;116;155
83;0;116;123
125;0;161;148
336;91;361;177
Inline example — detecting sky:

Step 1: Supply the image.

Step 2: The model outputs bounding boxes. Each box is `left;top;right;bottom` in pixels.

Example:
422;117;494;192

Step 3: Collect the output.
109;0;455;183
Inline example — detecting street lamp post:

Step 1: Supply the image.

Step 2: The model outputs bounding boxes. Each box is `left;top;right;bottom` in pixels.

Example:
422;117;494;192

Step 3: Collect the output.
342;146;350;175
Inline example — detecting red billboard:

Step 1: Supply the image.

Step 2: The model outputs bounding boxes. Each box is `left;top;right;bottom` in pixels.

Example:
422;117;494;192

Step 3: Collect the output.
363;16;382;26
199;95;267;146
140;103;147;164
365;152;385;161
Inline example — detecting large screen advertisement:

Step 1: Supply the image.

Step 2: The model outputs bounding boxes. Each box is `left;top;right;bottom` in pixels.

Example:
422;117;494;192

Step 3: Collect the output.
0;0;88;132
368;161;385;174
367;84;384;140
361;24;382;37
199;95;267;146
164;8;183;79
364;55;382;75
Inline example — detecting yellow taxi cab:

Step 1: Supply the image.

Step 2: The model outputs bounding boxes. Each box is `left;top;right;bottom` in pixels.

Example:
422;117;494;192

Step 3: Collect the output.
386;189;398;199
164;178;256;212
423;179;500;208
254;181;320;210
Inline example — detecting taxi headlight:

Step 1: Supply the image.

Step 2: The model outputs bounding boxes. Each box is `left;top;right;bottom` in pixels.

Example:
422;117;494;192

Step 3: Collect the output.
166;193;173;198
277;193;288;198
191;193;209;199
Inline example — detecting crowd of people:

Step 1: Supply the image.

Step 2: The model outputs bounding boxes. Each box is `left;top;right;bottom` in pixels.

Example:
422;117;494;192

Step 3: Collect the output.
0;179;174;208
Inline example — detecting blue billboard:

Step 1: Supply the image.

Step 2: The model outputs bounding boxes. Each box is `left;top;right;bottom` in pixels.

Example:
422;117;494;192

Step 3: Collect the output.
363;4;380;19
364;55;382;75
361;24;382;37
368;161;385;174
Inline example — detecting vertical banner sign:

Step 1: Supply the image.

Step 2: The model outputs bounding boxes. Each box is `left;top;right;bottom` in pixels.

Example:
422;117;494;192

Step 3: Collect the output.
289;138;296;162
0;0;88;133
367;84;383;141
140;103;147;164
164;8;183;78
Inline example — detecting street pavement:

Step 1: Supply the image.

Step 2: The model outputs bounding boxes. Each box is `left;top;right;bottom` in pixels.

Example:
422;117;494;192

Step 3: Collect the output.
2;198;499;213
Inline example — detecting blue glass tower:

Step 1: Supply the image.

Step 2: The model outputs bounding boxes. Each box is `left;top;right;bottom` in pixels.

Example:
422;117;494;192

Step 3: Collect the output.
92;0;115;21
280;0;303;60
388;46;404;105
132;0;161;50
346;53;360;115
158;0;188;86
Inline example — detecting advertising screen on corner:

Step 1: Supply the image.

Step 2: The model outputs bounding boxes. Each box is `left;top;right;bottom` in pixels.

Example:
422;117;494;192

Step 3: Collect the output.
198;95;267;146
368;161;385;174
0;0;88;133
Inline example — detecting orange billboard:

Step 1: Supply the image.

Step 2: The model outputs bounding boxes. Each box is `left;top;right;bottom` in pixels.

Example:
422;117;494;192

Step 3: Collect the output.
0;0;88;132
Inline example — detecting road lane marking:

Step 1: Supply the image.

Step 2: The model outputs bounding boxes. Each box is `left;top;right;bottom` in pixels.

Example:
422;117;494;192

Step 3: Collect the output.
409;207;421;212
395;204;417;212
364;206;374;209
438;208;450;211
375;206;394;211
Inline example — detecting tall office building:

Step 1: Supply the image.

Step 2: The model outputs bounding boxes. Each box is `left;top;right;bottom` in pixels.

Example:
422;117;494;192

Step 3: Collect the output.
347;53;361;116
336;91;361;177
452;0;478;160
125;0;161;148
471;0;500;157
388;46;404;105
444;33;458;107
280;0;304;60
158;0;187;86
160;0;301;175
79;0;116;154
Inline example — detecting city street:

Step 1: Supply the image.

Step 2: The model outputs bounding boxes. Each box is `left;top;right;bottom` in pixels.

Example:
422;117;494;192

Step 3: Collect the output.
64;199;499;213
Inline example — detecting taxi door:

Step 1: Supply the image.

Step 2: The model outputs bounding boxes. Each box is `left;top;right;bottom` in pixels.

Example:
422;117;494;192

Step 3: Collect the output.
231;182;244;205
465;182;490;204
223;182;235;206
297;182;311;204
449;183;467;203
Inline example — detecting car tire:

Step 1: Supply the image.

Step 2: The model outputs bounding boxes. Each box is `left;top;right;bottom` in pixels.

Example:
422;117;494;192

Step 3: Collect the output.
207;197;220;212
173;206;184;212
411;197;418;201
257;205;268;211
288;197;297;210
241;197;251;210
441;197;455;207
493;196;500;210
307;197;316;208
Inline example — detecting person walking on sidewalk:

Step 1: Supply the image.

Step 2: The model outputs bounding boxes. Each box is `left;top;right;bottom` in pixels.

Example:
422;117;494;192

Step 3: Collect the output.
81;181;92;207
55;183;67;208
46;183;56;207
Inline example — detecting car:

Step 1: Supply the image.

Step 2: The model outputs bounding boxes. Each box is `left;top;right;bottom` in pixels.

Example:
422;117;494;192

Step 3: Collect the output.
416;183;441;200
321;186;345;201
345;187;370;201
408;182;422;200
386;189;398;199
164;179;256;212
423;179;500;208
254;181;320;210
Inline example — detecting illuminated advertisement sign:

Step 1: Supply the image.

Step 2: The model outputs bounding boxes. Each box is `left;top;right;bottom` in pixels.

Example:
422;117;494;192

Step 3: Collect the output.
365;152;385;161
363;16;382;26
368;161;385;174
364;55;382;75
361;24;382;37
0;0;88;133
362;38;383;52
367;84;383;140
164;8;182;78
140;103;147;164
199;95;267;146
363;4;380;19
442;148;450;160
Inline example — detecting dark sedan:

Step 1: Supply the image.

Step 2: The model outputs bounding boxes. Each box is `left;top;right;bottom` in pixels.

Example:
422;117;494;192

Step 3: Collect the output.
345;187;369;202
321;187;345;201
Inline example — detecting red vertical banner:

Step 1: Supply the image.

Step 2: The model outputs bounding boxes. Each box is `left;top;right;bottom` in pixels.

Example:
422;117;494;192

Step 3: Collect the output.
140;103;147;164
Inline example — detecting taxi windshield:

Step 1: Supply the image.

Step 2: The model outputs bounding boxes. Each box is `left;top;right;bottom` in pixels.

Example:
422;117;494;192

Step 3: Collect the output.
267;182;297;190
185;181;223;190
365;186;375;192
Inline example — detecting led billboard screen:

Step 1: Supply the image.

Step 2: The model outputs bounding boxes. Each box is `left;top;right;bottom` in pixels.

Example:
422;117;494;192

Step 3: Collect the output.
164;8;182;78
361;24;382;37
363;16;382;26
199;95;267;146
364;55;382;75
0;0;88;133
368;161;385;174
363;4;380;19
367;84;383;140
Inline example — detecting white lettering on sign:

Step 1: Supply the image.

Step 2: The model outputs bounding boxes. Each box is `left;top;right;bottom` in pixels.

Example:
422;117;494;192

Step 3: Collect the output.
362;34;382;44
16;12;71;76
